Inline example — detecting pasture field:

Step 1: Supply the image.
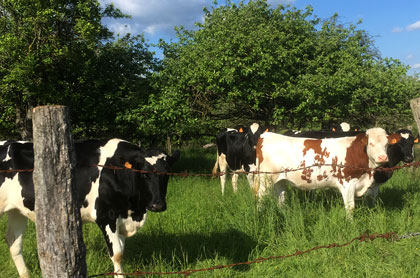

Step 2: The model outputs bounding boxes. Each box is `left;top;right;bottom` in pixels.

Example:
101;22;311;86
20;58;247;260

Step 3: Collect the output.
1;147;420;277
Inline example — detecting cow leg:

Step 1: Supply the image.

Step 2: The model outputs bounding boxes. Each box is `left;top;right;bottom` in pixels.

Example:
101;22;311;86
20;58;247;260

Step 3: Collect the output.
365;184;380;207
218;153;228;194
232;173;238;193
340;183;356;218
5;210;29;278
256;173;271;199
273;181;287;205
102;224;126;278
246;164;256;190
246;172;254;190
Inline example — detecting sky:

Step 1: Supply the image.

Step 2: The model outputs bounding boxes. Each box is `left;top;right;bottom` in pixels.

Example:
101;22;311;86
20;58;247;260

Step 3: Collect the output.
100;0;420;75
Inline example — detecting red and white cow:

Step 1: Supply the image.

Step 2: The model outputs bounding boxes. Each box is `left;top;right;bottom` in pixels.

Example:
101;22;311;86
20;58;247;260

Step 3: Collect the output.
254;127;401;216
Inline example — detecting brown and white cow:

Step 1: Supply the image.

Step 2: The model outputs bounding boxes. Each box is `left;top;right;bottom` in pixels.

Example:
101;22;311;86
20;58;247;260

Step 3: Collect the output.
254;127;401;216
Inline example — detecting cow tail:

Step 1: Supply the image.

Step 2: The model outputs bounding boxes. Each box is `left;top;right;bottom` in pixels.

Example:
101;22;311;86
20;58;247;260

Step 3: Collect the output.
212;151;219;178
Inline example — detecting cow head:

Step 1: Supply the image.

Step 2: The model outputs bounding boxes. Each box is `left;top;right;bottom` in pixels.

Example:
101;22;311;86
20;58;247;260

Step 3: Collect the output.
112;142;179;213
143;149;180;212
365;127;400;166
247;123;265;149
392;129;417;163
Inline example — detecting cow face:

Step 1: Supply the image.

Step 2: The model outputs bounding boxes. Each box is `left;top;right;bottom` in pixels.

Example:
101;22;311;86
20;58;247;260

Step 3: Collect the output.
365;128;399;165
394;130;417;163
247;123;265;149
143;149;180;212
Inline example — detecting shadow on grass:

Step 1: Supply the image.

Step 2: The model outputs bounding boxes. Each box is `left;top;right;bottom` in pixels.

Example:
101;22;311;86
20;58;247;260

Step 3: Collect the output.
123;229;256;273
369;168;420;210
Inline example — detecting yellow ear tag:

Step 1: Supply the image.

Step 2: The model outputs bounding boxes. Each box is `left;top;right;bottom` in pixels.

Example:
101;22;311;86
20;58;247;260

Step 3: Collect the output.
239;128;244;133
415;138;419;144
354;128;358;131
124;162;132;169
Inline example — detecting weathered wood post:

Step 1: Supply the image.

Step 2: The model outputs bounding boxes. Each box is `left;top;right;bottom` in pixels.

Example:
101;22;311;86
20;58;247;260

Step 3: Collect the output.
410;97;420;137
32;105;87;278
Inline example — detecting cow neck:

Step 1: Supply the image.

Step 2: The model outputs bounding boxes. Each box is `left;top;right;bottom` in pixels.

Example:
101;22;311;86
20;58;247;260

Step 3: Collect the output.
256;137;264;165
343;133;371;179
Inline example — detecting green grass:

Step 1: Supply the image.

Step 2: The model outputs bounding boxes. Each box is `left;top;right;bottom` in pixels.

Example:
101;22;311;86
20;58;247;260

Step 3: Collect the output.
1;147;420;277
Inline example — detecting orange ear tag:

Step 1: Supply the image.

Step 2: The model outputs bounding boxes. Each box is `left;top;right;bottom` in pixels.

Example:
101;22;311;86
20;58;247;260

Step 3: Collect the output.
332;128;336;132
391;138;397;144
415;138;419;144
265;128;268;132
239;128;243;133
124;162;132;169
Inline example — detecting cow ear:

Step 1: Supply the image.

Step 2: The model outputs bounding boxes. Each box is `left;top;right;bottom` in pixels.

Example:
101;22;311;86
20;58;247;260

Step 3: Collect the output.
414;138;419;144
239;128;244;133
388;134;401;145
124;161;132;169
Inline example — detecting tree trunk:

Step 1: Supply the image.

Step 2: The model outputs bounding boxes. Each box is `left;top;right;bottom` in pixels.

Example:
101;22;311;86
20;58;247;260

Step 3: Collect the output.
410;97;420;137
32;105;87;278
15;106;33;140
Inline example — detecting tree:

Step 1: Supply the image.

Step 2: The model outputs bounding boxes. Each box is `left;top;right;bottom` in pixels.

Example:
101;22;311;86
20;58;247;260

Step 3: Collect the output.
134;0;319;143
139;0;417;143
0;0;158;140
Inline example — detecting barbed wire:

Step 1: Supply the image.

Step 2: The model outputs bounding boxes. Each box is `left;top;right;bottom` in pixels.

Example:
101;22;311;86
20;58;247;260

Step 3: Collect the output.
88;231;420;277
1;161;420;176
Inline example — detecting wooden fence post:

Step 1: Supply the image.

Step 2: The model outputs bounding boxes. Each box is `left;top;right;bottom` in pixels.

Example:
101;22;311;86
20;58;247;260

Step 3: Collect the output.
32;105;87;278
410;97;420;137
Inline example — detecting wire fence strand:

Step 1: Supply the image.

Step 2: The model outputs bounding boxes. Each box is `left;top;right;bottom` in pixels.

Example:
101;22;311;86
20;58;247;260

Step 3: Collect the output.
88;231;420;277
2;161;420;177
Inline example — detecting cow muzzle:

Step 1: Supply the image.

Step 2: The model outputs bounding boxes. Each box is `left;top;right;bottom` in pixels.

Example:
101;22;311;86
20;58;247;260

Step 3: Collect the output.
376;154;389;163
403;155;414;163
147;201;166;212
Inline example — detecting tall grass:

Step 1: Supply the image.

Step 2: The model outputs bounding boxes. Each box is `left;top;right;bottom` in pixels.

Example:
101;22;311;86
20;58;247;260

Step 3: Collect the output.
1;147;420;277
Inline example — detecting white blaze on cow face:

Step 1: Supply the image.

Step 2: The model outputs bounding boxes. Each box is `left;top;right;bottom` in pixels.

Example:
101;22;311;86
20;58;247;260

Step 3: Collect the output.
340;122;350;132
145;153;167;166
400;133;410;139
250;122;260;134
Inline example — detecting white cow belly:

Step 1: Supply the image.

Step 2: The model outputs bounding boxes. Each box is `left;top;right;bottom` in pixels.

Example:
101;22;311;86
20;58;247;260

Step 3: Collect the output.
118;213;147;237
0;175;35;221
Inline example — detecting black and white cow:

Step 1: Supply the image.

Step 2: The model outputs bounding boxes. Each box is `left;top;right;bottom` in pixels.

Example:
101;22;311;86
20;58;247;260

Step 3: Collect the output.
0;139;179;278
212;123;265;194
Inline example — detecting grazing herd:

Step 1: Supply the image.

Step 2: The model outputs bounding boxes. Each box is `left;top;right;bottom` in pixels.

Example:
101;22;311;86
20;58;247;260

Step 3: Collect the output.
0;122;418;277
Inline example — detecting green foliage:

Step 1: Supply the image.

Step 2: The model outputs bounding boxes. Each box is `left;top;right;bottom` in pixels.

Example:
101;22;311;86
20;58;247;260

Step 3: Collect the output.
0;0;158;140
1;0;419;144
144;0;419;142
